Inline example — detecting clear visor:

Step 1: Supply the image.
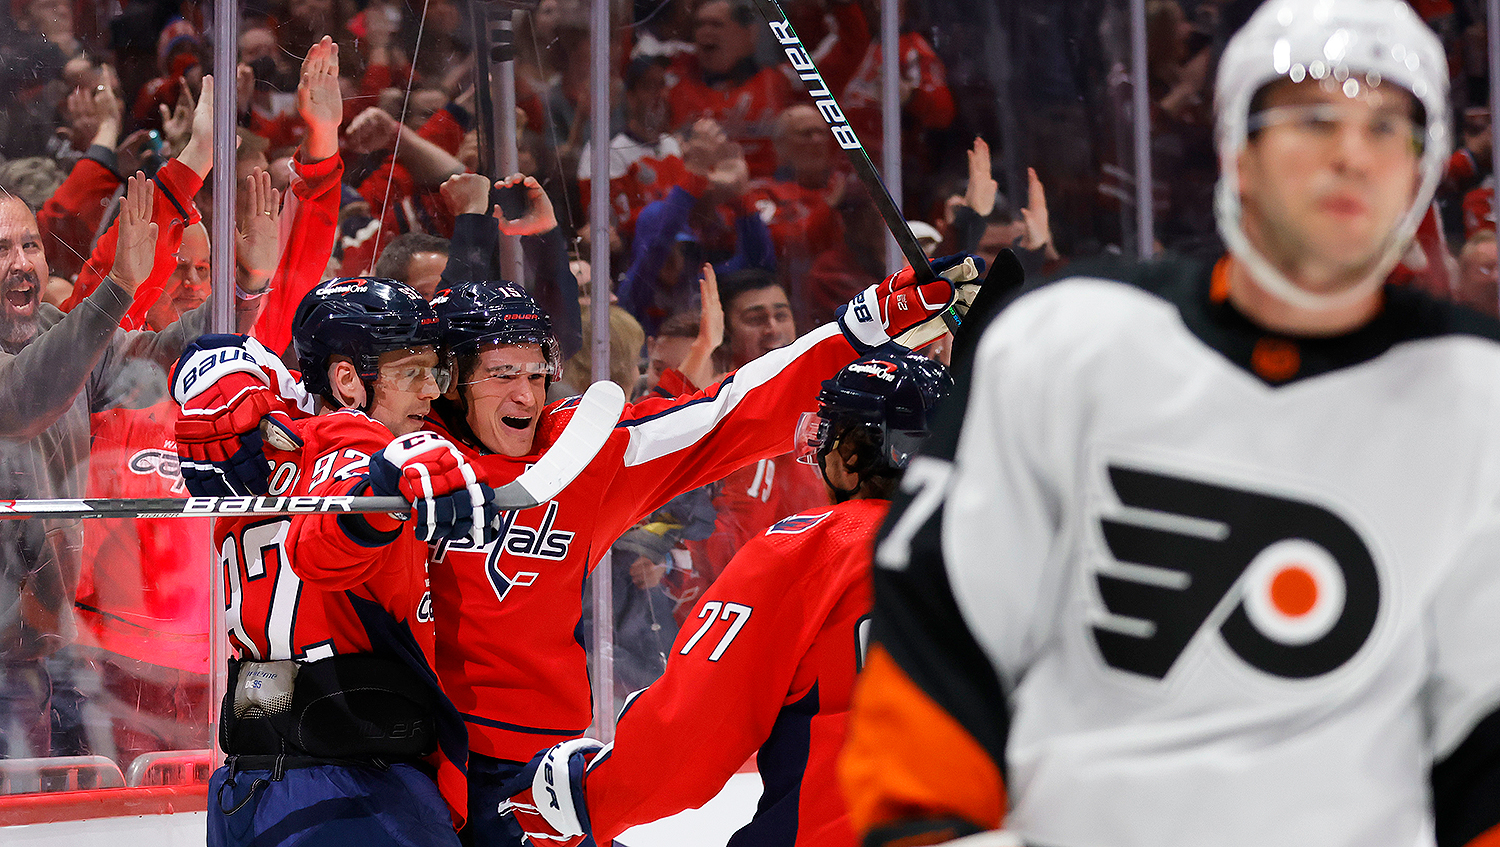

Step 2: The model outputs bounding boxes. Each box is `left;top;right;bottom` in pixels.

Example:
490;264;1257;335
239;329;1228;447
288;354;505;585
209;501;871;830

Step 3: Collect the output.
1245;101;1421;155
793;412;828;466
378;363;453;393
460;359;556;397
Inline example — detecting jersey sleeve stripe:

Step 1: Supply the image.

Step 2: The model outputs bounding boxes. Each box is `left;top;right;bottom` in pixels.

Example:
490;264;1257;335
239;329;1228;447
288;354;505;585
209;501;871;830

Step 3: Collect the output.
617;324;842;466
840;645;1005;839
1433;704;1500;847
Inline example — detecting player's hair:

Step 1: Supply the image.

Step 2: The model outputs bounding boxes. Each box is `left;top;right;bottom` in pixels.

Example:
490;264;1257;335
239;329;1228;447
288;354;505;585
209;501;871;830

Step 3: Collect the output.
824;423;902;501
375;233;452;283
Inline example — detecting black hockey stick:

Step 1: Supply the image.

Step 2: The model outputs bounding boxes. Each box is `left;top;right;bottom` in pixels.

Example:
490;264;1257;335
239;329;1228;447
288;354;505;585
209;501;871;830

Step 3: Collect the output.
949;247;1026;364
0;381;627;520
751;0;961;333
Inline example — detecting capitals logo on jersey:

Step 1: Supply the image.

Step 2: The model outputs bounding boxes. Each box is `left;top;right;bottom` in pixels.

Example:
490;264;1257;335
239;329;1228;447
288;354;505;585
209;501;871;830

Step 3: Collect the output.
768;511;833;535
129;448;186;494
442;500;575;606
1092;464;1380;681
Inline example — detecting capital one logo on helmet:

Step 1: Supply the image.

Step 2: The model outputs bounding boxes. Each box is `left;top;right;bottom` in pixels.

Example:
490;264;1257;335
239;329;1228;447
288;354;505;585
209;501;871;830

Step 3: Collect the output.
1091;464;1380;680
314;280;371;296
846;361;899;382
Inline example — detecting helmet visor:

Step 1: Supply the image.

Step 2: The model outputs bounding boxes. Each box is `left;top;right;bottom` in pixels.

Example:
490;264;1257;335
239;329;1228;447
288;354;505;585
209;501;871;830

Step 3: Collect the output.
461;359;556;397
793;412;828;466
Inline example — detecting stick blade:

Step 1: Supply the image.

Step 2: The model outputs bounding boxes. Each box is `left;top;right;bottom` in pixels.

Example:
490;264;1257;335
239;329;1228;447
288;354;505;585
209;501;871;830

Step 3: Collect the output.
492;380;627;511
951;248;1026;363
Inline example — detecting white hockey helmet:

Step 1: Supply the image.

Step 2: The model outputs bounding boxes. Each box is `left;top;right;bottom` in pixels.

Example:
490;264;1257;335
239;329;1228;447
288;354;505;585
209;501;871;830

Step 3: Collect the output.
1213;0;1450;311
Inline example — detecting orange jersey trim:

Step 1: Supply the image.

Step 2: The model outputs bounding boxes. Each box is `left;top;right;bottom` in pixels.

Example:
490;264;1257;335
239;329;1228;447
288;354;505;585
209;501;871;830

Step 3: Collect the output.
839;645;1005;839
1469;821;1500;847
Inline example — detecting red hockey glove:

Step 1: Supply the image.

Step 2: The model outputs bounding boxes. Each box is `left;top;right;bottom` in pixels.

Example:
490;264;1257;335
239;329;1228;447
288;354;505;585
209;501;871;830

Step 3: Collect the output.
837;253;983;353
173;335;303;497
367;432;500;547
498;738;605;847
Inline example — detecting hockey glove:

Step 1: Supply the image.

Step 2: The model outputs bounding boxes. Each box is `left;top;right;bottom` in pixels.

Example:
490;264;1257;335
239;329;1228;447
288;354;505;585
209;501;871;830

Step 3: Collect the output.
837;253;983;354
367;431;500;547
498;738;606;847
173;335;303;497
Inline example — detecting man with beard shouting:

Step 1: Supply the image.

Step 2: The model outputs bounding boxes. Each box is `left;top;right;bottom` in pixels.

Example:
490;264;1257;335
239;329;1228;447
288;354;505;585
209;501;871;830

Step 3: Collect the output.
0;115;264;758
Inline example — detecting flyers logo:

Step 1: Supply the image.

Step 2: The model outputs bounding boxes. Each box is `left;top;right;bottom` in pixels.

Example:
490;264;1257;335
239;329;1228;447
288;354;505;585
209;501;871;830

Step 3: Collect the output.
1093;465;1379;680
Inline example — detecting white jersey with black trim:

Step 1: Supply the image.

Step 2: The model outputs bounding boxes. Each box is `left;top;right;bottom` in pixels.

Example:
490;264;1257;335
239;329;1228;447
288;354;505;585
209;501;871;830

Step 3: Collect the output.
887;256;1500;847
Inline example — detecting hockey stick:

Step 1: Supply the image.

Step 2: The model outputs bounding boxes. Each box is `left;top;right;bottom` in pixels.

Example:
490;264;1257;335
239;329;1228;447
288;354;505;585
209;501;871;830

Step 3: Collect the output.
750;0;959;333
0;380;627;520
949;247;1026;364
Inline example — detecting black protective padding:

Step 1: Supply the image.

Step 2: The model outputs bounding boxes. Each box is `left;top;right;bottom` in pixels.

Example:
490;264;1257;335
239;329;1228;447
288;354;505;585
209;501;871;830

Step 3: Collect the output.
1432;705;1500;847
221;653;440;761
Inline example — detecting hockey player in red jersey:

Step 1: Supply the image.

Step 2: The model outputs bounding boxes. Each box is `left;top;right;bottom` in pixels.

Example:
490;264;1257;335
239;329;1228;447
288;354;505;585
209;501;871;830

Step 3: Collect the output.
424;264;969;846
841;2;1500;847
175;278;501;847
499;348;950;847
171;250;979;846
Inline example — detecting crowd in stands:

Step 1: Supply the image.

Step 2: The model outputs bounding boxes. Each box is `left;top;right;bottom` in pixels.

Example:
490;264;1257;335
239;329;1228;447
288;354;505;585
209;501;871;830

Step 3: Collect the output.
0;0;1494;795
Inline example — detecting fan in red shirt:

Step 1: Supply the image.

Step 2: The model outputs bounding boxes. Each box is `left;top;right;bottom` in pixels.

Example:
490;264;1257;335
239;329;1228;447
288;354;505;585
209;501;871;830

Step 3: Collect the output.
745;104;849;326
577;55;691;241
500;348;952;847
77;398;213;767
665;0;795;178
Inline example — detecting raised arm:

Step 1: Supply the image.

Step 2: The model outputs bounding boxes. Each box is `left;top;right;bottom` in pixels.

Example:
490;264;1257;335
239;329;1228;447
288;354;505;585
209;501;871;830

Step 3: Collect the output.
251;36;346;357
0;173;158;438
347;106;465;188
676;264;724;390
62;76;216;319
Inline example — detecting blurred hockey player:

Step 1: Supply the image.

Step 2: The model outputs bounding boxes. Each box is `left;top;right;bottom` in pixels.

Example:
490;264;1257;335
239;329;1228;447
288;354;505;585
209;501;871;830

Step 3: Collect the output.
175;278;500;847
172;250;980;846
840;2;1500;847
499;348;950;847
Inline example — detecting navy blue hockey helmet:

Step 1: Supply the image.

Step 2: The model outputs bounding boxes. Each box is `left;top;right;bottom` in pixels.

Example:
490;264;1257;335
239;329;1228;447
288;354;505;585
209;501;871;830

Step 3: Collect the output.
292;276;443;404
432;281;563;384
795;347;953;476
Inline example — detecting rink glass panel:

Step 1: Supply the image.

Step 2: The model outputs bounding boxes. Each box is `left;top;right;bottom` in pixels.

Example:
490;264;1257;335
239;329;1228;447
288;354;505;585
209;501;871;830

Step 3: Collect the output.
0;0;1482;820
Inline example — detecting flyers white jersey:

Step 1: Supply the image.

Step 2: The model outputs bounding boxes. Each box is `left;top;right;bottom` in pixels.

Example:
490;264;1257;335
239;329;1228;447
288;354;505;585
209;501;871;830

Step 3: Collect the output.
845;256;1500;847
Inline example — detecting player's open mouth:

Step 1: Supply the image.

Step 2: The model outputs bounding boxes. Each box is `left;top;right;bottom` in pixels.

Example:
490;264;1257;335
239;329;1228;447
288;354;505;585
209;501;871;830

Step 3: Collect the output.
502;416;531;430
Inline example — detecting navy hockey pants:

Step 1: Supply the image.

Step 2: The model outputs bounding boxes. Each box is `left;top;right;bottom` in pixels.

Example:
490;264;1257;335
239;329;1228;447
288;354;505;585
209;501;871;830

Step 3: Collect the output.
209;761;460;847
461;753;526;847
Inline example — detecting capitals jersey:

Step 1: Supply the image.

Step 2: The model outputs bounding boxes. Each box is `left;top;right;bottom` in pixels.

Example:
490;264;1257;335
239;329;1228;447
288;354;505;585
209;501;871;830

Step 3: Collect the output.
680;454;827;621
425;323;860;763
664;56;794;178
577;132;689;239
843;255;1500;847
584;498;881;847
78;400;210;674
215;411;467;824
